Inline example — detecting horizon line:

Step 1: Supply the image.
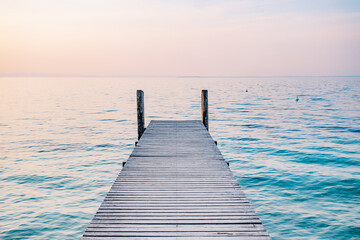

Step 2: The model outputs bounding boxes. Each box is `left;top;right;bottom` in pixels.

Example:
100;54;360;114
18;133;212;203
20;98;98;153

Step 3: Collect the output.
0;73;360;78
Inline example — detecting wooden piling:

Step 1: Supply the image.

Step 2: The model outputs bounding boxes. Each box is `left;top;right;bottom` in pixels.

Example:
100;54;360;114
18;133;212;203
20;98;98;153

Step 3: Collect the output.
137;90;145;140
201;90;209;130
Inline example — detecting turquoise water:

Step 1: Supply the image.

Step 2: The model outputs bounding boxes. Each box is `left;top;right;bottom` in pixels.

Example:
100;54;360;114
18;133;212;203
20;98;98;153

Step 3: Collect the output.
0;77;359;239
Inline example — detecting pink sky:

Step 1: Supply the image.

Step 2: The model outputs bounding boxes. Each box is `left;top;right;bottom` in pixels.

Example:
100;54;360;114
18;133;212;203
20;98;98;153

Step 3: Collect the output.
1;0;359;76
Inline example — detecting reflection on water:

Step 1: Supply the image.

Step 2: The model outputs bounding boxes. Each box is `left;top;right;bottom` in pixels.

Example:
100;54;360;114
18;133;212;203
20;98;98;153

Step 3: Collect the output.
0;77;359;239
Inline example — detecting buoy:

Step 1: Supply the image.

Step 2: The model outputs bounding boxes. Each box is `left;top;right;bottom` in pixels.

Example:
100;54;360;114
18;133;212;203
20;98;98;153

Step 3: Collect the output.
296;96;299;102
245;89;248;92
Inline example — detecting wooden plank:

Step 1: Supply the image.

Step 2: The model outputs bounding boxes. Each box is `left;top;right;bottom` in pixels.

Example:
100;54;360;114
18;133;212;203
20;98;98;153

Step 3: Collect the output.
83;237;271;240
83;120;271;239
83;232;269;237
86;225;266;231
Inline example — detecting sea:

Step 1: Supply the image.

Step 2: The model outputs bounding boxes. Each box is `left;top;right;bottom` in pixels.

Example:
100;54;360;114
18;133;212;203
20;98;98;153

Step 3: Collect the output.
0;77;359;240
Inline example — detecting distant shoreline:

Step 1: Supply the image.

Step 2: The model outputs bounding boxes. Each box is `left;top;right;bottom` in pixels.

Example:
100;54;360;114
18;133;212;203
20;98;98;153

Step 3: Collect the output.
1;74;359;78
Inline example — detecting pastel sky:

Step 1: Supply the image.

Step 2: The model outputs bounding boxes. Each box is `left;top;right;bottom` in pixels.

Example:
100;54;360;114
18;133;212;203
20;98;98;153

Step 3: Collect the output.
1;0;359;76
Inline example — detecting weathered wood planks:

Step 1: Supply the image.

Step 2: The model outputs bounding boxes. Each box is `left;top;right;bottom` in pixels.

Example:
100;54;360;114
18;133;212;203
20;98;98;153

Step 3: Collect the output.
83;120;271;239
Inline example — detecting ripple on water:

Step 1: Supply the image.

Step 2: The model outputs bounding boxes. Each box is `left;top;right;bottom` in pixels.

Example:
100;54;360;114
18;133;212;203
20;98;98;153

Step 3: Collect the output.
0;77;359;240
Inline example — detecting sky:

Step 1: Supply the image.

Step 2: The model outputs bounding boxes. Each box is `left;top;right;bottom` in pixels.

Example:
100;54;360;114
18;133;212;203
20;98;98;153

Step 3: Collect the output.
0;0;359;76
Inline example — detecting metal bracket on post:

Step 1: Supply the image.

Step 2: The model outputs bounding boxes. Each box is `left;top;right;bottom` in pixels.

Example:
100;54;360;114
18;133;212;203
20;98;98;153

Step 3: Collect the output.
201;90;209;130
137;90;145;140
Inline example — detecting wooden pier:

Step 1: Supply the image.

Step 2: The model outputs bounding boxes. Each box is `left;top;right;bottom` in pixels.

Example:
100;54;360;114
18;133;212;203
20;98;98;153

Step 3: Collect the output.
82;119;271;239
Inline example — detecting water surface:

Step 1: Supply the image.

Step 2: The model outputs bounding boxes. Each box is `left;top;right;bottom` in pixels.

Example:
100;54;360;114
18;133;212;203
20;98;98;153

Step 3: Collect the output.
0;77;359;239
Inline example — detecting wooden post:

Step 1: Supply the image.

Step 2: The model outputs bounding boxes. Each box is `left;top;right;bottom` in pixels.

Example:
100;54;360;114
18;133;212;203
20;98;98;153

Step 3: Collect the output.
137;90;145;140
201;90;208;130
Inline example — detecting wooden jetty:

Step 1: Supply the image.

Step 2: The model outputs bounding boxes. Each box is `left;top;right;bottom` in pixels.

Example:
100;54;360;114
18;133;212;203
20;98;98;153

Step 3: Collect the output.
82;91;271;240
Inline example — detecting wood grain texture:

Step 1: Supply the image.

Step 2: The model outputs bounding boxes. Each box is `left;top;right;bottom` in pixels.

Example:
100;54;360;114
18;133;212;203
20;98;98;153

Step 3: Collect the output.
83;120;271;239
201;90;209;130
136;90;145;140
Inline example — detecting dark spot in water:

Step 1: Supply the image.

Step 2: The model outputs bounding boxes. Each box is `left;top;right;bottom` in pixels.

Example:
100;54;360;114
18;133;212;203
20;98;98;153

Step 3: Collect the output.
37;148;67;153
348;129;360;133
93;144;117;148
311;97;326;101
99;119;116;121
272;149;300;156
241;103;257;106
233;137;259;142
287;129;301;132
242;124;278;129
311;125;348;132
333;139;360;145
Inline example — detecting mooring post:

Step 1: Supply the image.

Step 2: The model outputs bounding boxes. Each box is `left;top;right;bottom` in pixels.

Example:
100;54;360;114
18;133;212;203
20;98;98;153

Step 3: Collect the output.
201;90;208;130
137;90;145;140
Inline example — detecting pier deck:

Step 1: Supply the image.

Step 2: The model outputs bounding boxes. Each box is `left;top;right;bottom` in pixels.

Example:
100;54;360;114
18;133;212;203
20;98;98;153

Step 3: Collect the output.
83;120;271;239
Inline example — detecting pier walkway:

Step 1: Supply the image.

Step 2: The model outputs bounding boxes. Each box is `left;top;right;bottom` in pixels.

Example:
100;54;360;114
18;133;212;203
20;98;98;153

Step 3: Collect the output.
83;120;271;239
